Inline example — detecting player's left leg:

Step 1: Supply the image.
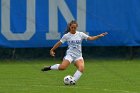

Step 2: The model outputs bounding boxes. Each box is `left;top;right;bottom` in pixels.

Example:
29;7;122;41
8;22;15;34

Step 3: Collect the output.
73;57;84;81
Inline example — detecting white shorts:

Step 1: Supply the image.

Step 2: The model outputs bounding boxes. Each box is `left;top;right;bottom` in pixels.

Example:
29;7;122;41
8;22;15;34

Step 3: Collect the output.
64;54;83;63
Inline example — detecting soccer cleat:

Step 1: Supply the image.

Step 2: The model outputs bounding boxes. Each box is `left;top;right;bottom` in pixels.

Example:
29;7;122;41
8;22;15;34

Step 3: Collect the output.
41;66;51;71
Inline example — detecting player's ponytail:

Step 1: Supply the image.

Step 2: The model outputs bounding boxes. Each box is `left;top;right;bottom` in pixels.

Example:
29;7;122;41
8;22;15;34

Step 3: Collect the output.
64;20;78;34
64;23;70;34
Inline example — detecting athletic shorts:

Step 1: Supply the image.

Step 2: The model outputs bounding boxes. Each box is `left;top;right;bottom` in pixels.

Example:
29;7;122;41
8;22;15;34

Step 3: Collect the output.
64;54;83;63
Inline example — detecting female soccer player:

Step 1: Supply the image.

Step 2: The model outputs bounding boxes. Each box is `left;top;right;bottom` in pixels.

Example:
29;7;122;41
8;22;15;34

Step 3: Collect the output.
41;20;108;82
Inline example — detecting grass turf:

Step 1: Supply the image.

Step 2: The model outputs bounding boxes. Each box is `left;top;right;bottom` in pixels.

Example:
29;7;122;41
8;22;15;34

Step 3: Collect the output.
0;59;140;93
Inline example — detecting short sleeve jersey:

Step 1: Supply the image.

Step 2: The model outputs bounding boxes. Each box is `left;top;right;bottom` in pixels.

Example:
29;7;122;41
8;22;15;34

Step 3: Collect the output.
60;31;89;57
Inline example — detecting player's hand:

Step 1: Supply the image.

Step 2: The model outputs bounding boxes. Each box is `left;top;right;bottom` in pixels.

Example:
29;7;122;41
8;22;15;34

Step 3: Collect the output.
50;50;55;57
98;32;108;37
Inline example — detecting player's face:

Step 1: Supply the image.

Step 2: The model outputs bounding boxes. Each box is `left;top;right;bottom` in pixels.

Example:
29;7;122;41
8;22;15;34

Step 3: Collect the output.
70;24;77;34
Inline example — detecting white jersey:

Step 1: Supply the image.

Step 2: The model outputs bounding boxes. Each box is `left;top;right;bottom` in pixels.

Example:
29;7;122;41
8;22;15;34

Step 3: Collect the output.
60;31;89;57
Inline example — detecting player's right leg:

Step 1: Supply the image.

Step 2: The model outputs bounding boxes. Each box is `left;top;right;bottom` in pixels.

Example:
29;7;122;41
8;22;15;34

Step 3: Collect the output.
41;55;72;71
58;59;70;70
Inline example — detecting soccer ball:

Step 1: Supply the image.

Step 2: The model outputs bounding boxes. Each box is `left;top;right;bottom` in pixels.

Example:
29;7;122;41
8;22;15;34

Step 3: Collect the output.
63;75;76;85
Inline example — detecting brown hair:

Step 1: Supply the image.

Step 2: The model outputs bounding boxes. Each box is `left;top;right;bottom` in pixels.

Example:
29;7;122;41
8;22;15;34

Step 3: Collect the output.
65;20;78;34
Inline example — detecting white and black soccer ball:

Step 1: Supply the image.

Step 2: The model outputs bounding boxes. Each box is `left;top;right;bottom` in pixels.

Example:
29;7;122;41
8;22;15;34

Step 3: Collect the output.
63;75;76;85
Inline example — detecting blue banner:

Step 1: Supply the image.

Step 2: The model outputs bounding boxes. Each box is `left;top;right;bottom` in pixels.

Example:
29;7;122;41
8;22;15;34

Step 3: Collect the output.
0;0;140;47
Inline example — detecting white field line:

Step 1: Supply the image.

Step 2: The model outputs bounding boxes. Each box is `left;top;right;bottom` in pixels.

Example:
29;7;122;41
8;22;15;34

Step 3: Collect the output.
1;84;138;93
103;89;138;93
31;84;93;90
32;84;139;93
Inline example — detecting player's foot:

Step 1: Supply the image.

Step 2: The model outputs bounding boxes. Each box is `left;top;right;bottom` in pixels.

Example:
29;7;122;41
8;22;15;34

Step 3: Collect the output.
41;66;51;71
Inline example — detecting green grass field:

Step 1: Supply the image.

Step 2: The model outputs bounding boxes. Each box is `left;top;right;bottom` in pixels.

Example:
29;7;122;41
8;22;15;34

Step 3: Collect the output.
0;59;140;93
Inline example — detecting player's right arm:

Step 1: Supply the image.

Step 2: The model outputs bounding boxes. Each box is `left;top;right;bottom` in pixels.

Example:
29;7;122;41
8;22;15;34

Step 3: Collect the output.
50;34;67;57
50;41;62;56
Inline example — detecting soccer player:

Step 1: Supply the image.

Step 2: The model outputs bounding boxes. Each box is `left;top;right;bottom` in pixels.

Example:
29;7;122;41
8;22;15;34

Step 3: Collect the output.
41;20;108;82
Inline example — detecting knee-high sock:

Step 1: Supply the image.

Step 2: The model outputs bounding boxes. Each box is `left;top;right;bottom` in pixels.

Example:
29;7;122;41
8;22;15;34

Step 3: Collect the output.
73;70;82;81
50;64;60;70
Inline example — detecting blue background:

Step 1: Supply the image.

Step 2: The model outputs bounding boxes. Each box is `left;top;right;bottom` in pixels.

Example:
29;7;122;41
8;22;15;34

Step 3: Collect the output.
0;0;140;47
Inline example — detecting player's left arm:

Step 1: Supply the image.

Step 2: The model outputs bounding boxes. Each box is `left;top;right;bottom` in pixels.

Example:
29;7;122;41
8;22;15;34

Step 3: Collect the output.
87;32;108;40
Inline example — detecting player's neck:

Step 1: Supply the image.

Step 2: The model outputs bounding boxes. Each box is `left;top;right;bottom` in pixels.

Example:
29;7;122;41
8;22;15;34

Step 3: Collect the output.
70;31;76;34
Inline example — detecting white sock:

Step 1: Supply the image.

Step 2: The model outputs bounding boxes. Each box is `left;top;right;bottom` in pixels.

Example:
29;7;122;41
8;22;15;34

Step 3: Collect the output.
50;64;60;70
73;70;83;81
